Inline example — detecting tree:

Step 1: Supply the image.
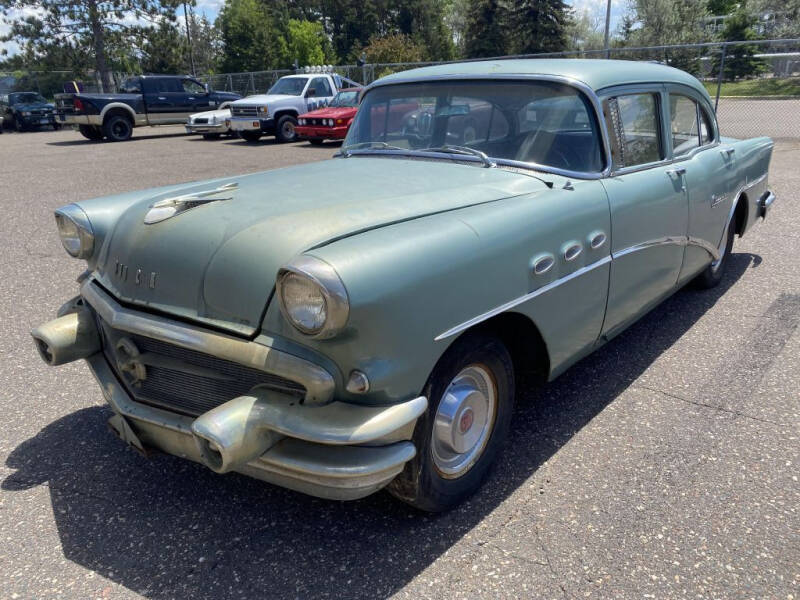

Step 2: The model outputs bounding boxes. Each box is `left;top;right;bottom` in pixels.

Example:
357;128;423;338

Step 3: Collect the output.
713;9;767;80
363;33;424;64
189;14;223;75
217;0;289;72
0;0;183;91
508;0;571;55
287;19;328;67
566;8;605;52
463;0;508;58
443;0;470;55
139;21;187;74
393;0;455;61
707;0;738;14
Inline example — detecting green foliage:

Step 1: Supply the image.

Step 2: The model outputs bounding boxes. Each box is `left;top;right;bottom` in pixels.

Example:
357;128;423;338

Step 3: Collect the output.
140;22;188;75
713;10;768;81
287;19;327;67
463;0;508;58
707;0;738;15
566;9;605;51
217;0;289;72
363;33;424;64
702;76;800;96
508;0;571;54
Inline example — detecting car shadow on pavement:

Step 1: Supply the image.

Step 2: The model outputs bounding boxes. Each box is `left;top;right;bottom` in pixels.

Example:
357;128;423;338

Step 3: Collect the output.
46;132;190;146
3;253;758;599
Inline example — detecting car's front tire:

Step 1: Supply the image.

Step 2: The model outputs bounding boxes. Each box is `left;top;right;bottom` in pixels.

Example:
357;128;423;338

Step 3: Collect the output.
694;208;736;289
387;332;515;512
240;130;262;143
309;138;324;146
102;114;133;142
275;115;297;143
202;133;221;140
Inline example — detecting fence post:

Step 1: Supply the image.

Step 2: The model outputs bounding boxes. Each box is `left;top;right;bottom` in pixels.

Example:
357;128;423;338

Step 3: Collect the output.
249;73;255;95
227;74;232;93
715;43;727;113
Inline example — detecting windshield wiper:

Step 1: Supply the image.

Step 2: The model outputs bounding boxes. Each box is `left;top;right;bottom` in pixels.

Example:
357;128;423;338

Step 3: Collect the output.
421;145;496;168
338;141;408;157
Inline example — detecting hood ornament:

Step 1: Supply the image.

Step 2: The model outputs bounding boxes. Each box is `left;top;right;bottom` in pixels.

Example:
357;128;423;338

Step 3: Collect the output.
144;182;238;224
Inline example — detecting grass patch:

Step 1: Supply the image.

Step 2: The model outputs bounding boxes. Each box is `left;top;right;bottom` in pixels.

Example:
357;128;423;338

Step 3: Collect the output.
703;77;800;97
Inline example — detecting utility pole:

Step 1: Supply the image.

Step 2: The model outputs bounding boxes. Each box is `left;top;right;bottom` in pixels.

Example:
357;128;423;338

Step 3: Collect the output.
184;3;196;76
603;0;612;59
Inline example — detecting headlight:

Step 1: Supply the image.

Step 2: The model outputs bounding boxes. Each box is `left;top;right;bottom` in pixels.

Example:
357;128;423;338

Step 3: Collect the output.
258;105;268;114
22;111;31;116
54;204;94;259
299;119;305;125
277;256;349;338
327;119;334;126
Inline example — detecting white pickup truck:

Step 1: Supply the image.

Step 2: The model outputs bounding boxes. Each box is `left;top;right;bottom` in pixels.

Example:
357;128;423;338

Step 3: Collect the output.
229;72;357;143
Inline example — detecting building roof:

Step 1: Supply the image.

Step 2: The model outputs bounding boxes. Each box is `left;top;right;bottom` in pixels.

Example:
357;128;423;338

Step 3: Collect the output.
374;59;709;100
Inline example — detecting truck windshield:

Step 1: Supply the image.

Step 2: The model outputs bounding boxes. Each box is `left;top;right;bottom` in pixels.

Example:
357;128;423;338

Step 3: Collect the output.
10;92;47;104
268;77;309;96
330;91;359;107
344;80;605;174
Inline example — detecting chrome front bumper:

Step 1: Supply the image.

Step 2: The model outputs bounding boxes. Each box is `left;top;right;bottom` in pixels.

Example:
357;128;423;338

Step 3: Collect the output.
759;190;776;219
33;283;428;501
185;123;228;134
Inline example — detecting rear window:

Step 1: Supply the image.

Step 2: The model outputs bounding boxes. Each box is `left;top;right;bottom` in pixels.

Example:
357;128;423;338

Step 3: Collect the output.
605;93;663;168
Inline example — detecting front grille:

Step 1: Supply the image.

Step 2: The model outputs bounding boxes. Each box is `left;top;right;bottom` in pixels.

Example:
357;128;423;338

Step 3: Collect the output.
98;319;306;416
193;118;208;124
231;106;259;118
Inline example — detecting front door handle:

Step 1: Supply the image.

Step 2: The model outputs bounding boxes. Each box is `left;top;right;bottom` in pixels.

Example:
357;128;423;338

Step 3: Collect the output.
720;147;735;157
157;96;167;100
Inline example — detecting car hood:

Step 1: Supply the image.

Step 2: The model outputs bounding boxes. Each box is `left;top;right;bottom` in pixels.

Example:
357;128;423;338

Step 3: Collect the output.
92;158;547;335
300;106;357;119
231;94;297;106
190;108;230;120
14;102;53;110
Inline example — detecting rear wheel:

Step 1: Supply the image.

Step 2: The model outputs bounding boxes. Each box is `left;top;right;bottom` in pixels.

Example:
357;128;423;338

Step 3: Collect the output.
102;114;133;142
78;124;104;140
240;130;262;143
387;332;515;512
275;115;297;143
694;207;736;289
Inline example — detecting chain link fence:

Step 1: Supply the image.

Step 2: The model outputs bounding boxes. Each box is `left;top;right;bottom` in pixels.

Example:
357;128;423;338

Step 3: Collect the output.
3;38;798;140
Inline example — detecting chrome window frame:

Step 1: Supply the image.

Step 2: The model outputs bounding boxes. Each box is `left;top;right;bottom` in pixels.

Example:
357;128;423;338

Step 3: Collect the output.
352;73;614;181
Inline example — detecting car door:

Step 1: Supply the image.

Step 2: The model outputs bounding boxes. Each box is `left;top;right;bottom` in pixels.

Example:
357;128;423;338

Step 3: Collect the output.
182;78;213;113
144;78;189;123
599;86;689;339
665;90;739;286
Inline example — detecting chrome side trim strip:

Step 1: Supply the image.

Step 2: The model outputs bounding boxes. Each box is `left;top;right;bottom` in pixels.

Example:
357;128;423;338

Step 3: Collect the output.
688;236;722;261
80;281;336;404
611;236;687;259
434;255;612;341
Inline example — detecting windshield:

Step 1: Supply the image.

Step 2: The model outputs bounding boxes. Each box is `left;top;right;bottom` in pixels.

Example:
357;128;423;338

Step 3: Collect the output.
267;77;309;96
344;80;604;173
330;91;359;108
10;92;47;104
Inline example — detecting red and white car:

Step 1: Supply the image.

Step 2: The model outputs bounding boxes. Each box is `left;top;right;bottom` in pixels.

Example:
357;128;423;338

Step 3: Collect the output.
296;88;361;145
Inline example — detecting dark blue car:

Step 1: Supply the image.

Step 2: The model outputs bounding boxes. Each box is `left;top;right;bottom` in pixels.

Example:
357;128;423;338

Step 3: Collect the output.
1;92;59;131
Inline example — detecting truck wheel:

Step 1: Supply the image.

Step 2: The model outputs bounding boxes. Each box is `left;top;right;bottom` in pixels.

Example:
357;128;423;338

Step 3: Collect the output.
309;138;324;146
240;130;262;143
102;114;133;142
78;125;104;140
275;115;297;143
386;331;515;512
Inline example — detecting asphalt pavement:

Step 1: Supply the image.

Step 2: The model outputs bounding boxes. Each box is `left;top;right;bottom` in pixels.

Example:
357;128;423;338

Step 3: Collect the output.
0;125;797;599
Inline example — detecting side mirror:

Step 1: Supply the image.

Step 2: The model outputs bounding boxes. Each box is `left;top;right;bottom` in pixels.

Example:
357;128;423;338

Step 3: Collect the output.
204;83;210;93
306;88;317;97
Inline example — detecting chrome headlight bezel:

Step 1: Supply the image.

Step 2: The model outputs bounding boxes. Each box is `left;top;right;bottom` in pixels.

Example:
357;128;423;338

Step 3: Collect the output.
276;256;349;339
54;204;95;259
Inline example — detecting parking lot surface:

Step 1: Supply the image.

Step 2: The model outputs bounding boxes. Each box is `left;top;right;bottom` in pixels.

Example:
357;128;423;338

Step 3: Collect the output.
1;126;798;599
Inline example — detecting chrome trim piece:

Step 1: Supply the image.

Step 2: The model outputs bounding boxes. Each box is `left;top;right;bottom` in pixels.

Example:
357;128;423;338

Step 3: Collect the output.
54;204;95;259
760;191;776;219
688;236;722;261
144;182;238;225
276;255;350;339
435;255;612;341
589;231;607;249
532;254;555;275
564;242;583;262
80;280;336;404
612;235;720;262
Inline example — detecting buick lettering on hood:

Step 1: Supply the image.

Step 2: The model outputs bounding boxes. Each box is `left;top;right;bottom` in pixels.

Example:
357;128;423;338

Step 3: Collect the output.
32;60;775;511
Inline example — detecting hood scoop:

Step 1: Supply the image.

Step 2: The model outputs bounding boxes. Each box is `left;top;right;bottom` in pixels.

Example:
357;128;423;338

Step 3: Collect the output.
144;182;238;224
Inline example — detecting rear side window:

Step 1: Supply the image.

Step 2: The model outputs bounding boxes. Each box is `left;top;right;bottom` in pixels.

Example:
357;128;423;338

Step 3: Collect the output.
669;94;700;157
700;106;715;145
310;77;332;97
605;93;662;169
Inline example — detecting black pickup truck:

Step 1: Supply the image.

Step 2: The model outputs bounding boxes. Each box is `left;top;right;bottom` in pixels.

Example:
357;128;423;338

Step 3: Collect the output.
55;75;240;141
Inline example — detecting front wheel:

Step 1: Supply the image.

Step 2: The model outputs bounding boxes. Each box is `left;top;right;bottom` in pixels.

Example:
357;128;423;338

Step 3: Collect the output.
275;115;297;143
308;138;324;146
387;332;515;512
694;208;736;289
240;130;262;143
202;133;221;140
13;116;25;132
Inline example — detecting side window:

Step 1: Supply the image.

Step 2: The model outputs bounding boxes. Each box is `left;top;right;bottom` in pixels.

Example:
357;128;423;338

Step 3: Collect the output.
669;94;700;157
120;78;142;94
699;106;715;145
605;93;662;169
311;77;332;97
182;79;206;95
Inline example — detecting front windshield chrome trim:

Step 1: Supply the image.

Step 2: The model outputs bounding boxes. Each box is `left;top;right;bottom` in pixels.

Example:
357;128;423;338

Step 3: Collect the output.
360;73;614;179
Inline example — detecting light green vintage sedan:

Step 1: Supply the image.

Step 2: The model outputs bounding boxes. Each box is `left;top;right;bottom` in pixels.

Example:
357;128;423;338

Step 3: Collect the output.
33;60;775;511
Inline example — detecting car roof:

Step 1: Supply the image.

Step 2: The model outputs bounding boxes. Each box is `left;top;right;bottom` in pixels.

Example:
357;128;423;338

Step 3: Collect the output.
337;87;362;92
374;59;709;101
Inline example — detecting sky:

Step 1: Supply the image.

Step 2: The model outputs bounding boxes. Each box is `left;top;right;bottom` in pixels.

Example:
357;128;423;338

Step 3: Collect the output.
1;0;626;64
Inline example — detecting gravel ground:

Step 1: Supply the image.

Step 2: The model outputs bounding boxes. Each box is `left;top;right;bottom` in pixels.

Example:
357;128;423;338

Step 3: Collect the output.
0;125;798;600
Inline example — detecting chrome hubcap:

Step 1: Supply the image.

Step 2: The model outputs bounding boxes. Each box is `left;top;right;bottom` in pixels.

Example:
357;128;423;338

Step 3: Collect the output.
431;364;497;478
283;121;295;138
